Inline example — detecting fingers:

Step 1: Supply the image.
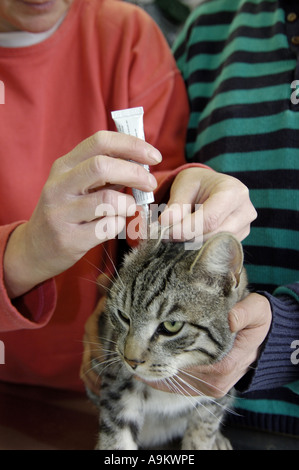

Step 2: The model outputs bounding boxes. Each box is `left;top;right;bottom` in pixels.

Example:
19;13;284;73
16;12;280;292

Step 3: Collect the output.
229;293;272;333
93;216;126;243
159;169;202;236
65;192;134;247
202;191;256;241
159;203;204;242
61;191;136;224
28;130;161;282
201;189;257;241
6;131;162;297
59;155;158;196
58;131;162;170
161;167;257;242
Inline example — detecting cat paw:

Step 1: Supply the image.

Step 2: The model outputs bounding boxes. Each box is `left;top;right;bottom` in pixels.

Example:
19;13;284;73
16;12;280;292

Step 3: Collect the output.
212;433;232;450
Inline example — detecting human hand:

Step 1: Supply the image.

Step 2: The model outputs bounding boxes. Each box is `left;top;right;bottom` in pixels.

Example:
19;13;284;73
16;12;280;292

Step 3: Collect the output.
159;167;257;242
147;293;272;397
4;131;161;298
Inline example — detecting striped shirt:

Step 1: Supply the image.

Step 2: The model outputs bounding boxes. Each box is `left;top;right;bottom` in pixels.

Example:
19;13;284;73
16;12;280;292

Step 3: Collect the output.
174;0;299;437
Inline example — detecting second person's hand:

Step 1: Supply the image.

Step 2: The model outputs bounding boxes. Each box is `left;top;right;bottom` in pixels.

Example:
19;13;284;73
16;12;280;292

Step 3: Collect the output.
160;167;257;242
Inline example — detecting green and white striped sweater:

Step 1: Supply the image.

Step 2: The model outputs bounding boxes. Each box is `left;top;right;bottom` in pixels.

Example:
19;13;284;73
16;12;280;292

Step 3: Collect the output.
174;0;299;437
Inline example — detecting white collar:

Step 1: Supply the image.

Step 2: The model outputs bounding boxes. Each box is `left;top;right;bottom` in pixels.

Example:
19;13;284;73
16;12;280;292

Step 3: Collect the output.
0;13;66;48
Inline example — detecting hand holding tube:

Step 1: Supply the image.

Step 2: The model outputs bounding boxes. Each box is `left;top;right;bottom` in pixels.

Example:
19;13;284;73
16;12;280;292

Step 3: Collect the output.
3;131;161;298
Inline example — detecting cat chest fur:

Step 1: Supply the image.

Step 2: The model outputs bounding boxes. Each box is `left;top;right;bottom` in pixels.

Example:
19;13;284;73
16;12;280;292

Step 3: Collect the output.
101;376;207;448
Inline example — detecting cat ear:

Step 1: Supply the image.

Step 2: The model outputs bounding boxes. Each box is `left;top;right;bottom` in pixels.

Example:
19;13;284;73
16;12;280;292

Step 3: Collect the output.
190;232;244;287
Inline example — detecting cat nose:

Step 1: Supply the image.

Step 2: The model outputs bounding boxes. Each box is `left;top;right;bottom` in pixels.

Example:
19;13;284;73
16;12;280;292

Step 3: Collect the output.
124;357;145;370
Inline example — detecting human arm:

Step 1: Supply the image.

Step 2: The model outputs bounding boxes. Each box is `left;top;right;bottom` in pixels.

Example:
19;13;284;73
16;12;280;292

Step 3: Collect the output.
0;222;58;332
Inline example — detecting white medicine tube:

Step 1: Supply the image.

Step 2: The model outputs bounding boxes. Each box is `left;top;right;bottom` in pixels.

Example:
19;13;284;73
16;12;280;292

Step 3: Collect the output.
111;107;155;210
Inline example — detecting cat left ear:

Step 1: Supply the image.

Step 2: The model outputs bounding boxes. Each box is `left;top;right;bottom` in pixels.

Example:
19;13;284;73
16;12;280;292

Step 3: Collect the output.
190;232;244;287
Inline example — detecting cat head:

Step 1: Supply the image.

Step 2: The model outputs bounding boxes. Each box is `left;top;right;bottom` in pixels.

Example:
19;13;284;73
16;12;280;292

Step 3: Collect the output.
104;232;247;383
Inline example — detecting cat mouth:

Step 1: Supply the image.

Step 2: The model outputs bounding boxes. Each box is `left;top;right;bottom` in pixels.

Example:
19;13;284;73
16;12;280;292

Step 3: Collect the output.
131;366;174;383
121;353;175;381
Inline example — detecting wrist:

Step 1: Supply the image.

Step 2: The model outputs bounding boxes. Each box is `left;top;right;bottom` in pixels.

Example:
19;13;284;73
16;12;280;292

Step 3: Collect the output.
3;223;50;298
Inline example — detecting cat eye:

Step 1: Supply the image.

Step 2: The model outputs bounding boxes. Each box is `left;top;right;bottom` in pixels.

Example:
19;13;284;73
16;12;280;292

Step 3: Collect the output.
159;321;184;335
117;309;130;324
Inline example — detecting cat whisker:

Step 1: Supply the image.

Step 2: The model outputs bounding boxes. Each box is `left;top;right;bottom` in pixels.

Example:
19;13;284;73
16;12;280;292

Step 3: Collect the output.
81;338;116;349
81;339;103;347
166;365;234;409
102;244;125;288
100;348;118;355
174;373;237;417
167;375;211;421
81;361;103;386
85;348;118;358
215;350;255;371
174;373;233;415
164;377;178;394
165;375;186;396
83;256;116;282
82;257;124;294
81;338;118;354
176;369;241;417
78;276;111;293
82;348;119;374
171;372;205;397
90;356;122;377
95;336;118;346
171;374;225;423
176;368;235;400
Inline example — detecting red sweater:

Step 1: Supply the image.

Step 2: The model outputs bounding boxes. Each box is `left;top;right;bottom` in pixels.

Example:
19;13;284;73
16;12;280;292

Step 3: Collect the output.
0;0;192;391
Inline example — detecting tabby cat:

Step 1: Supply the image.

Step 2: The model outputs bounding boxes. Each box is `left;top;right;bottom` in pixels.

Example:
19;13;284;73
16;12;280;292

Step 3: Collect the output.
88;232;248;450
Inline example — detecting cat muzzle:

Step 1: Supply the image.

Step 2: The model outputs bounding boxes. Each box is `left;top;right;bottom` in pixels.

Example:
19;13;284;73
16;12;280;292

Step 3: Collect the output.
124;356;146;370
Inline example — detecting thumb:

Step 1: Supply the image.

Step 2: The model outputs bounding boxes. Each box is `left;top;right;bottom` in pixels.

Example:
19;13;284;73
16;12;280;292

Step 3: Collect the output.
229;304;248;333
160;168;202;227
229;293;270;333
228;296;254;333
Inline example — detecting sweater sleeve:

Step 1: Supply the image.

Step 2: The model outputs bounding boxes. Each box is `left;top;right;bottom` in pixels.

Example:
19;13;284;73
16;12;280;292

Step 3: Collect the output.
0;222;57;332
236;283;299;393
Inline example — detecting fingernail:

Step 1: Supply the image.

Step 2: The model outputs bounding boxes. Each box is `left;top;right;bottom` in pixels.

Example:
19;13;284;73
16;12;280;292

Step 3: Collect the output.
148;149;162;164
148;173;157;188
